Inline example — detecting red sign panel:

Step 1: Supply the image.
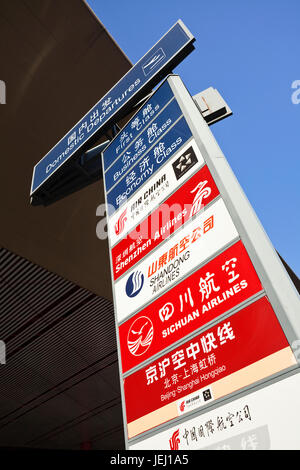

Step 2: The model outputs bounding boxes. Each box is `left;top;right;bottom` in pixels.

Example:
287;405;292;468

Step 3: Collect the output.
119;240;263;373
111;164;219;280
124;296;289;426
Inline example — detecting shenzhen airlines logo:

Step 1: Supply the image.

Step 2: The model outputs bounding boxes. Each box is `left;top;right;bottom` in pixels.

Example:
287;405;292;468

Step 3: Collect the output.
127;316;154;356
190;180;212;217
114;208;127;235
125;270;144;298
169;429;181;450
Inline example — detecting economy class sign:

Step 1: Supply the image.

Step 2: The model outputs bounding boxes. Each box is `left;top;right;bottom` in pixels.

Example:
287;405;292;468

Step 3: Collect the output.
105;116;192;216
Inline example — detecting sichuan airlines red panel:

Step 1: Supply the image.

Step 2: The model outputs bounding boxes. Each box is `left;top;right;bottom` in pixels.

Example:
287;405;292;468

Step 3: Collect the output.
119;240;263;373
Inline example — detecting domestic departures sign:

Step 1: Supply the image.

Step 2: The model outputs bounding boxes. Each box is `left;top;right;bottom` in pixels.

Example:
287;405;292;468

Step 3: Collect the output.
30;20;195;205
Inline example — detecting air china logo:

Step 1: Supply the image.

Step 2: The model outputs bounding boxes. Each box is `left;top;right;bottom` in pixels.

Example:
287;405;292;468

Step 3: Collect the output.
125;270;144;297
179;401;185;413
127;316;154;356
114;208;127;236
169;429;180;450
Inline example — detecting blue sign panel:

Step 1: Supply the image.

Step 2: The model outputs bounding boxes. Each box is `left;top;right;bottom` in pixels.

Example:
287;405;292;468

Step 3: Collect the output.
102;80;174;172
105;116;192;215
31;20;194;197
104;97;183;192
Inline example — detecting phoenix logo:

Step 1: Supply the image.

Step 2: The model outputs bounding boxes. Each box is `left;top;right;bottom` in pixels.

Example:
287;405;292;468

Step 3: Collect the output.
114;208;127;236
169;429;181;450
127;316;154;356
125;270;144;298
179;401;185;413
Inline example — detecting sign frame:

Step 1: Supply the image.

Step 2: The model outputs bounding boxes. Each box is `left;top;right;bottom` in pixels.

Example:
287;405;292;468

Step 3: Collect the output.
102;75;300;450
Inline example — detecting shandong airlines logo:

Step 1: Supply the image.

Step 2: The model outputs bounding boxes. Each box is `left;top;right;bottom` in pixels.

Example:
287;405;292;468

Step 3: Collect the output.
125;270;144;297
169;429;180;450
127;316;154;356
114;208;127;236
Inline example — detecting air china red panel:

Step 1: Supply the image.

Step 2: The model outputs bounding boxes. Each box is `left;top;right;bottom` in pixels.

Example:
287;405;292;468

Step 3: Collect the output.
112;164;219;280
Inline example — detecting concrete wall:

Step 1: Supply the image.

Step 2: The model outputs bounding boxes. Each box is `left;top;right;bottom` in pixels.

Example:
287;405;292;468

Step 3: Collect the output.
0;0;132;299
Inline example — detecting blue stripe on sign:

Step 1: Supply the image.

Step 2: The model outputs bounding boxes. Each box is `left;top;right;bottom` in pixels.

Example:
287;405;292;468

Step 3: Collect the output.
102;80;174;172
104;98;183;192
106;116;192;216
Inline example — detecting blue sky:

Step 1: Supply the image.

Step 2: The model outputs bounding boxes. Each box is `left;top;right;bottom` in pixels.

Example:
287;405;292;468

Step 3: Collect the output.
88;0;300;276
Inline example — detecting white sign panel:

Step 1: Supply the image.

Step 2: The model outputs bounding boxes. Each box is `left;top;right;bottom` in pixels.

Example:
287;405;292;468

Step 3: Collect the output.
129;372;300;450
114;198;239;323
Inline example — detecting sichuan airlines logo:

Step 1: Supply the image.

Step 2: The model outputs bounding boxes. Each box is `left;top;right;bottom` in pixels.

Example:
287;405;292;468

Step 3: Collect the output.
127;316;154;356
115;208;127;236
125;270;144;297
169;429;180;450
159;302;174;322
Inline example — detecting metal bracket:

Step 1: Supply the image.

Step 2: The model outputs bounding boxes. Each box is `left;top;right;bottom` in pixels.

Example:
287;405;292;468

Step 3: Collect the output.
193;87;232;124
132;85;232;125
